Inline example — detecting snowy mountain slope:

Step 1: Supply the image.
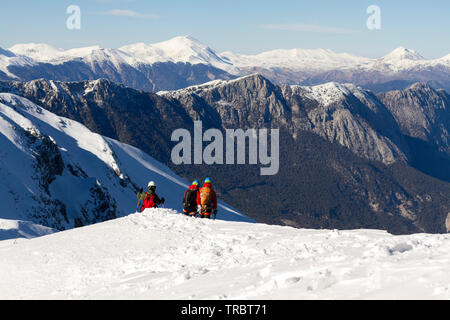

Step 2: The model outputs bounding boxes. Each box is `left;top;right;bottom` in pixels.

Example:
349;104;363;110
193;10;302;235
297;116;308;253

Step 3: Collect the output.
7;43;65;62
0;219;56;241
380;47;425;63
8;43;131;68
0;93;252;240
0;209;449;300
297;81;377;107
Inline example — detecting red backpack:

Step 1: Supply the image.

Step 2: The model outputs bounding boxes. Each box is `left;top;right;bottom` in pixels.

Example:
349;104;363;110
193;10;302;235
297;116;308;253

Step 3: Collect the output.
142;193;157;210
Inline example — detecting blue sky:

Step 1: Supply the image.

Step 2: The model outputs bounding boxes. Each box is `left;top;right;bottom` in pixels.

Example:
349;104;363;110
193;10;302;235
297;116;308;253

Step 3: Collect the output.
0;0;449;58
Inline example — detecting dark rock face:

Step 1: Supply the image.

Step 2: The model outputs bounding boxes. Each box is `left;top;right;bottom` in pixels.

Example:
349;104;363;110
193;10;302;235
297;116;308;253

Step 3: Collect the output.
377;83;450;183
162;75;410;165
378;83;450;156
76;183;118;228
2;76;449;234
19;127;69;229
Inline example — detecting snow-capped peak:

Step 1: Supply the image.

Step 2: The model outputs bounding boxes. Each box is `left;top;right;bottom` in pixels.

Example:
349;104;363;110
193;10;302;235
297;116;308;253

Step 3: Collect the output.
120;35;232;69
155;35;208;50
381;47;425;62
154;35;222;62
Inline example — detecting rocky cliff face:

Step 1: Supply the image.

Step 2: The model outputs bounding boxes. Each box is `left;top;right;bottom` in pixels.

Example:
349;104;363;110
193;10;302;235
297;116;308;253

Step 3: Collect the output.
377;83;450;182
161;75;409;165
378;83;450;156
287;84;408;164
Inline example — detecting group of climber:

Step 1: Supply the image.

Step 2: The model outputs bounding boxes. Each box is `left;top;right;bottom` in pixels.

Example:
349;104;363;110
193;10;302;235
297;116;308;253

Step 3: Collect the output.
181;177;218;219
136;177;218;219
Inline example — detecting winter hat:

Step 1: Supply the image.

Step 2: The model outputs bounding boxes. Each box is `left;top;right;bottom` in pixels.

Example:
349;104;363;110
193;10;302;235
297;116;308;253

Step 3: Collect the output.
204;177;212;184
192;180;199;186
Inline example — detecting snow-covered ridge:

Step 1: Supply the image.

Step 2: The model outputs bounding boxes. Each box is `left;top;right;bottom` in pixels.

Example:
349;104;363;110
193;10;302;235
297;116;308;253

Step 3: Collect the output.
7;43;132;70
119;36;234;70
157;74;261;97
4;36;235;71
2;37;449;75
1;209;449;299
8;43;66;62
0;219;56;241
0;92;252;240
223;46;450;73
381;47;425;62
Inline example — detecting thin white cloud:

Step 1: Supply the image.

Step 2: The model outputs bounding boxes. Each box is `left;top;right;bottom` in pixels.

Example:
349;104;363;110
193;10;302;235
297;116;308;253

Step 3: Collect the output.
100;9;158;19
262;24;360;34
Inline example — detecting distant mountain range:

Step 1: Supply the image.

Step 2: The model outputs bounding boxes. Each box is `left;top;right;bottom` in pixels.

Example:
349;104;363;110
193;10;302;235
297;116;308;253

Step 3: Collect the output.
1;36;449;93
2;75;448;235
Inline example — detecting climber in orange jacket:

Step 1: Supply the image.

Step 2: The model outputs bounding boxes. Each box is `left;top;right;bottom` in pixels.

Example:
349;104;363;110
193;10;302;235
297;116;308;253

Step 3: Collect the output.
196;177;218;219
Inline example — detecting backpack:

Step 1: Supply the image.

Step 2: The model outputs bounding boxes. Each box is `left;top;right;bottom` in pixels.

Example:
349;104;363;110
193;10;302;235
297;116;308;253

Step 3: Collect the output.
183;189;198;211
142;193;157;210
200;186;213;212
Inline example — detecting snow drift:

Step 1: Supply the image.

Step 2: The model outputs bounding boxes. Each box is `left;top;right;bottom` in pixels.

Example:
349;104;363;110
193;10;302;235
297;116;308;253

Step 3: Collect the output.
0;209;449;300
